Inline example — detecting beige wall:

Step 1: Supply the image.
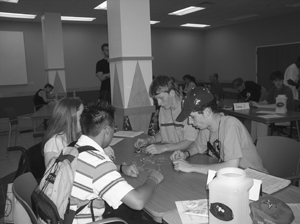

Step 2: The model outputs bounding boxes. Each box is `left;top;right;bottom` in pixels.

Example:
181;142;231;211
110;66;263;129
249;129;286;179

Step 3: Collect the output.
1;11;300;98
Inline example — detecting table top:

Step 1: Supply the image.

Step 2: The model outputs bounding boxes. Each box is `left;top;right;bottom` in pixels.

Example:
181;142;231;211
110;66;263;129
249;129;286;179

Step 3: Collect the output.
218;107;300;124
112;134;217;223
31;102;56;119
163;184;300;224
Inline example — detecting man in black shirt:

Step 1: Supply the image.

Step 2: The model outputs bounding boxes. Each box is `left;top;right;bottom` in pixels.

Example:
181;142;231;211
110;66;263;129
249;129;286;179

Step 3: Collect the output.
232;78;266;102
96;43;111;103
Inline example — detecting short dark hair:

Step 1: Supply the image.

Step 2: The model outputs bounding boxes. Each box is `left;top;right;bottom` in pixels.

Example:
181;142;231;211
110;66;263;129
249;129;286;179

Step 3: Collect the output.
232;78;244;88
80;100;115;137
183;74;196;83
270;71;284;81
44;83;54;89
214;73;219;80
149;75;180;97
101;43;108;51
193;100;218;114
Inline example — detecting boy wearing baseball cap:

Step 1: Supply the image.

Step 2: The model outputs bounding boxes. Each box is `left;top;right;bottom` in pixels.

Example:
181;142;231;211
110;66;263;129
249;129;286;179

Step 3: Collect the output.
171;87;266;174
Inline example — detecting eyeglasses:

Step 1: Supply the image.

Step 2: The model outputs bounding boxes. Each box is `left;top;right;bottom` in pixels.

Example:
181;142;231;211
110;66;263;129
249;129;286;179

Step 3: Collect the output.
206;140;222;162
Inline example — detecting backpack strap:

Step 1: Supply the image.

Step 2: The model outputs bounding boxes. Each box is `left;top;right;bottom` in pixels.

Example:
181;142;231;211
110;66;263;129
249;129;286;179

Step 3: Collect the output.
68;141;78;147
77;146;97;154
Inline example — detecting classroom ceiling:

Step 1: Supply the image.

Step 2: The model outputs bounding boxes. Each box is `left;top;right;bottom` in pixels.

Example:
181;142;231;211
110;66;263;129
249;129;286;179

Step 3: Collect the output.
1;0;300;30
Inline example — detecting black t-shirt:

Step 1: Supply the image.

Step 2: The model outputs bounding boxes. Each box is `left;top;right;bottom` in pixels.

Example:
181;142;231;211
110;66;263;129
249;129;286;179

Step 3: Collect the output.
239;81;261;102
96;58;110;91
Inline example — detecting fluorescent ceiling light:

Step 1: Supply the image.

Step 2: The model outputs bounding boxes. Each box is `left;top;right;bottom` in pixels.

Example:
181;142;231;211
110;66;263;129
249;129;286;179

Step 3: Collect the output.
61;16;96;22
0;0;18;3
94;1;107;10
0;12;36;19
169;6;204;16
150;21;160;25
227;14;258;21
181;23;210;28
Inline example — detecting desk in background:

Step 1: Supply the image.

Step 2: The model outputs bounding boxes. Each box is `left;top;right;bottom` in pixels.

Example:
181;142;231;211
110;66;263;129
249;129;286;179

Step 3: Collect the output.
112;135;217;223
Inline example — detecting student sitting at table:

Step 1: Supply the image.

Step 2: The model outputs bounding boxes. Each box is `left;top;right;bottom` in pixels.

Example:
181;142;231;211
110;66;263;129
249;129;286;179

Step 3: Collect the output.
250;71;294;141
170;87;266;174
43;98;116;167
34;83;54;111
42;97;84;167
65;100;163;224
134;75;198;155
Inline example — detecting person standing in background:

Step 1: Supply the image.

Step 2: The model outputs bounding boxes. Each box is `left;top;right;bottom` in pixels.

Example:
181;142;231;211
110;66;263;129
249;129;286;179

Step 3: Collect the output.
96;43;111;104
283;55;300;100
180;74;196;95
209;73;224;102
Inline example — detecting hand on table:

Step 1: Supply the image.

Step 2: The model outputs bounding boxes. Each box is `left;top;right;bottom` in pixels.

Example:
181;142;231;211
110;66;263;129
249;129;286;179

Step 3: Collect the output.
122;164;139;178
250;101;259;108
148;169;164;185
104;146;115;160
172;159;193;173
134;138;149;149
145;144;167;155
170;150;187;161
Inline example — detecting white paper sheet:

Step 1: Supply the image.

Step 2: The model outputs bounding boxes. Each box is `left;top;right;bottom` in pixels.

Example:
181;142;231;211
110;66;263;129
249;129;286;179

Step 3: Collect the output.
257;114;283;119
113;131;144;138
175;200;208;224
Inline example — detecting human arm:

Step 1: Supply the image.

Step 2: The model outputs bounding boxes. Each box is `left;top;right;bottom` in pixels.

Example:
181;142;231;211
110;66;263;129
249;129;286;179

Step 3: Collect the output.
172;158;240;174
145;139;194;155
96;71;110;82
259;86;267;102
43;136;67;167
287;79;300;87
39;90;53;103
121;170;164;210
250;100;275;109
118;163;139;178
134;132;162;149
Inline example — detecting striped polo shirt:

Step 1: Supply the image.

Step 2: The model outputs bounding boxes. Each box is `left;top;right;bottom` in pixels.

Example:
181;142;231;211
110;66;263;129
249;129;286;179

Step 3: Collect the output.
70;135;134;224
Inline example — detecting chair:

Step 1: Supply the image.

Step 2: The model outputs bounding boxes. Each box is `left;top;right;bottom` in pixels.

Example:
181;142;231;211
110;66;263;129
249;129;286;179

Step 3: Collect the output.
3;107;31;157
256;136;300;186
12;173;128;224
270;99;300;141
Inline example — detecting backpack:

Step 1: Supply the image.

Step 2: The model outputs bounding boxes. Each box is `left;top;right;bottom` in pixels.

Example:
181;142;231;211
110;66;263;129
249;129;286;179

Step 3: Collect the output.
31;142;96;224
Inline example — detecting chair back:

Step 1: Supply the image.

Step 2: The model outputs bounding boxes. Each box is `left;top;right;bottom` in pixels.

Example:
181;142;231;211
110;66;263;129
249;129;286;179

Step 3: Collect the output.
4;107;18;126
12;172;38;224
256;136;300;178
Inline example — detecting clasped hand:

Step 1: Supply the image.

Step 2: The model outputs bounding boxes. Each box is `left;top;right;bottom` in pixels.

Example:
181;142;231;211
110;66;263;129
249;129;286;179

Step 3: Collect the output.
170;150;192;173
134;138;166;155
122;163;139;178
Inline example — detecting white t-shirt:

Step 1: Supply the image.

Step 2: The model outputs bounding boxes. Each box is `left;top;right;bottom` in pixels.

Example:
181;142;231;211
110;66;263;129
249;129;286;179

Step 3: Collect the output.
44;133;68;155
284;63;299;100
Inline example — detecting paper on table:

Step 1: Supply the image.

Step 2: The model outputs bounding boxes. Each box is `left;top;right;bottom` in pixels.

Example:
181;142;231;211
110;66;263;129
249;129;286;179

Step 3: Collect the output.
257;114;283;119
114;131;144;138
109;138;123;146
244;168;291;195
175;200;208;224
287;203;300;224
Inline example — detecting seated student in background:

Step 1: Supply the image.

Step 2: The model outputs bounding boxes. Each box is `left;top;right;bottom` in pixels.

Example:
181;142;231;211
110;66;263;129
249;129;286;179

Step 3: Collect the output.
250;71;294;141
180;74;196;95
42;98;84;167
134;75;198;155
233;77;266;102
67;101;163;224
34;83;54;111
170;87;266;174
209;73;224;103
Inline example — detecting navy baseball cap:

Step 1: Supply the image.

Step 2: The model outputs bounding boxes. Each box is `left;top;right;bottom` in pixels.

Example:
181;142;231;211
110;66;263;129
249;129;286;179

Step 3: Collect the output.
176;87;214;122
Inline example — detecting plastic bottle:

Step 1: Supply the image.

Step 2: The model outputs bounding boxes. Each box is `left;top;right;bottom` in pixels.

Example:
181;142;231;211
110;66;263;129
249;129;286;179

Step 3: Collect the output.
208;167;253;224
275;94;287;114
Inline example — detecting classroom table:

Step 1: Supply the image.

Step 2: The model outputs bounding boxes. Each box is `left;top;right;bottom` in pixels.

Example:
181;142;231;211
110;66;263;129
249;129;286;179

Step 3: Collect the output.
31;102;56;132
112;134;217;223
162;184;300;224
218;107;300;125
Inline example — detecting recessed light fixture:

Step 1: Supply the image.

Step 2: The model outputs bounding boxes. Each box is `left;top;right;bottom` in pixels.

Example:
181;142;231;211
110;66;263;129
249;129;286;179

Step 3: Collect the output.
169;6;204;16
0;12;36;19
61;16;96;22
150;21;160;25
181;23;210;28
0;0;18;3
94;1;107;10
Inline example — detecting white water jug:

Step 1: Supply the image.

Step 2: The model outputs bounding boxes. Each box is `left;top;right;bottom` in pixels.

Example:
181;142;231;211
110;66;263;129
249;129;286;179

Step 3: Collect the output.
275;94;287;114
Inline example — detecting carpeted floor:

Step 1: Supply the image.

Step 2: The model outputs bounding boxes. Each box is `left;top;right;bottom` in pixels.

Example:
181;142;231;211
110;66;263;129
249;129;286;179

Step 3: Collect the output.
0;171;16;219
